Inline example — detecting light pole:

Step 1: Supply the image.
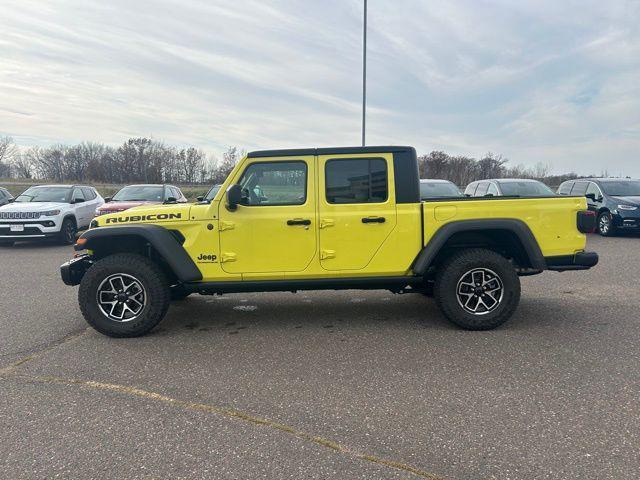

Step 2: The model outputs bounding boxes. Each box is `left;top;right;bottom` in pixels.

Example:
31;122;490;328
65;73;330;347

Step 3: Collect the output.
361;0;367;147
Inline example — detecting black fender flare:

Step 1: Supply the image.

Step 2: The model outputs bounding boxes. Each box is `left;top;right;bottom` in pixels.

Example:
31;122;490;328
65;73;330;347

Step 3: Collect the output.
76;225;202;282
412;219;546;274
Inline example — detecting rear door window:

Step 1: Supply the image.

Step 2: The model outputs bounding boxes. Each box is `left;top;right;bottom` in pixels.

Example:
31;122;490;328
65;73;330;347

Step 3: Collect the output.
558;182;573;195
81;187;96;200
325;158;388;204
571;181;588;195
475;182;489;196
72;188;86;201
464;183;478;196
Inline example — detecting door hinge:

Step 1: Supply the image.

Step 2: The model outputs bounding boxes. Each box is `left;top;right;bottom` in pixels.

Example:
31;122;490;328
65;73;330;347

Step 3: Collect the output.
220;252;237;263
319;218;334;229
320;249;335;260
219;221;235;232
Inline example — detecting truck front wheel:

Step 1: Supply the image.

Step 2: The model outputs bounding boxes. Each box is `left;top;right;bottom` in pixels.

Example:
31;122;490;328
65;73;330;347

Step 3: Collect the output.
434;248;520;330
78;253;170;337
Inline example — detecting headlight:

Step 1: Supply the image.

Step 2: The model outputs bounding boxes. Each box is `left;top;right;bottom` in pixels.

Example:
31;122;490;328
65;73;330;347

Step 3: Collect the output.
618;205;638;211
41;209;61;216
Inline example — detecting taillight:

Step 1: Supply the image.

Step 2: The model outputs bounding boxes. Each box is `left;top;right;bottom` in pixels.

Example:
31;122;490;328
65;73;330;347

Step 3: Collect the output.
577;210;597;233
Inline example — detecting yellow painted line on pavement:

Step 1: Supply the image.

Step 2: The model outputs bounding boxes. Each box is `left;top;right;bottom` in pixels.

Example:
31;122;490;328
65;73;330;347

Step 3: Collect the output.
8;373;444;480
0;328;89;375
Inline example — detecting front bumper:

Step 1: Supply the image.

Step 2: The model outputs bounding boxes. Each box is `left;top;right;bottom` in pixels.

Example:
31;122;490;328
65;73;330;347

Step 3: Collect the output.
60;254;94;286
0;217;63;239
545;251;599;271
612;211;640;229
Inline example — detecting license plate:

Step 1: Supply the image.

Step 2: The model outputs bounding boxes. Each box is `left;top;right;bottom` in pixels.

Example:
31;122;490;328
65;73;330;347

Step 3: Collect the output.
10;224;24;232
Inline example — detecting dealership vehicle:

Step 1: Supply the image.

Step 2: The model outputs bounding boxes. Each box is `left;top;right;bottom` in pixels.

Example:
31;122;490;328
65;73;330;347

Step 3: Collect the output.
558;178;640;236
0;185;103;246
419;179;462;200
61;146;598;337
0;187;14;206
95;184;187;216
465;179;555;197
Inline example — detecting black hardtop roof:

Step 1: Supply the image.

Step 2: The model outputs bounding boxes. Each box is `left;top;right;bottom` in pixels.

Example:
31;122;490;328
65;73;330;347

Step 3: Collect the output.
247;146;416;158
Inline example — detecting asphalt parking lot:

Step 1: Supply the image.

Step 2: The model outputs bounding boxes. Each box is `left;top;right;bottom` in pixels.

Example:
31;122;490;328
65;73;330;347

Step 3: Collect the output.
1;234;638;480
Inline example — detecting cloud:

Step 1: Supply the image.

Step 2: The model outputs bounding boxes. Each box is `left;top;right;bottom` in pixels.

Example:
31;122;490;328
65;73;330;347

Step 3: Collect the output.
0;0;638;175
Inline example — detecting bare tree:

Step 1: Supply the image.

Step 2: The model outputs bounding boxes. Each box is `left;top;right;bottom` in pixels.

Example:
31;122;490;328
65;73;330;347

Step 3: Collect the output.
0;135;18;163
10;153;33;178
0;135;18;177
177;147;205;183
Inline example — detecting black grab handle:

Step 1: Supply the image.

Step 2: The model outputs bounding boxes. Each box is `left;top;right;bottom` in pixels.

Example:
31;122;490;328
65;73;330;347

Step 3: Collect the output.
287;219;311;226
362;217;385;224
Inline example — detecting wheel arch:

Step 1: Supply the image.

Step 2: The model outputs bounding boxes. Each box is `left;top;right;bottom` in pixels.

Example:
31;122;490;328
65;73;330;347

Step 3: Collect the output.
77;225;202;282
62;213;77;225
412;219;546;275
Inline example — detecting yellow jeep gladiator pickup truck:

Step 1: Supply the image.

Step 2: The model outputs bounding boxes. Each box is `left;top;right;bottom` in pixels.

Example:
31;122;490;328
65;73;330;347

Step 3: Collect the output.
61;146;598;337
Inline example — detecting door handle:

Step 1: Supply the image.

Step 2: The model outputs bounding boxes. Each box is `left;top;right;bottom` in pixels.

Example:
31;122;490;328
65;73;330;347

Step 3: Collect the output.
362;216;385;224
287;219;311;226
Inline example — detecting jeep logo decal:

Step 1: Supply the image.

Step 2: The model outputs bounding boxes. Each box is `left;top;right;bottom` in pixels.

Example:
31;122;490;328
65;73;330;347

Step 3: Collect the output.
196;253;218;263
105;213;182;224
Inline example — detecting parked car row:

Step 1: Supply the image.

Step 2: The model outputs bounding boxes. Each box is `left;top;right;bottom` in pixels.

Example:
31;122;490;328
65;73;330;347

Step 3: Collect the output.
0;183;188;246
419;176;640;237
2;175;638;246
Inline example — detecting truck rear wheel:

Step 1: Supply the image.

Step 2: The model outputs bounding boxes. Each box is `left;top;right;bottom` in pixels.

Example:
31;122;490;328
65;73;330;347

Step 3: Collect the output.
434;248;520;330
78;253;170;337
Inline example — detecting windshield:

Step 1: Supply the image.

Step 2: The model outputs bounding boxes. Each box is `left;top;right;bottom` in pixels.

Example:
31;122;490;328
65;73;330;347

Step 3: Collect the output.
112;185;164;202
499;181;554;197
420;181;461;198
15;186;71;203
601;180;640;196
204;184;222;202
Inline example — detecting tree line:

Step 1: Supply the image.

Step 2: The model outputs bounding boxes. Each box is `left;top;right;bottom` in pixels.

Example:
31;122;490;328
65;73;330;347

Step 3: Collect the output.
1;135;583;186
0;136;242;185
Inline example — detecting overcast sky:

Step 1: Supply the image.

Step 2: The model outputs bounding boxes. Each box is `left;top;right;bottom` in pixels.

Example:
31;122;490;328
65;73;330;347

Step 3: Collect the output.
1;0;639;175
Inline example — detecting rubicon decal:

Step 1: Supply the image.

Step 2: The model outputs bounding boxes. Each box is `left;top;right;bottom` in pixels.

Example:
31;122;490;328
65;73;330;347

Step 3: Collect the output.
105;213;182;224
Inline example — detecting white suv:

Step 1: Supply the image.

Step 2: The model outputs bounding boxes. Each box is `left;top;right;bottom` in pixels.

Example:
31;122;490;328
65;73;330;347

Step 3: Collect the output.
0;185;104;246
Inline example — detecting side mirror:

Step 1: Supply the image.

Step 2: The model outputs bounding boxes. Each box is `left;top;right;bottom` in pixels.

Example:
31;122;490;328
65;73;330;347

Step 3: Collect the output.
8;198;15;203
104;197;112;203
484;193;494;197
585;193;596;201
196;195;204;202
226;184;243;211
73;198;85;204
164;196;177;204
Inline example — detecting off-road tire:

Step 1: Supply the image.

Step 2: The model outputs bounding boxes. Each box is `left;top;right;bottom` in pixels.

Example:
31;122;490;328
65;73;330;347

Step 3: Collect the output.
434;248;520;330
170;285;191;301
597;212;616;237
58;217;77;245
79;253;170;337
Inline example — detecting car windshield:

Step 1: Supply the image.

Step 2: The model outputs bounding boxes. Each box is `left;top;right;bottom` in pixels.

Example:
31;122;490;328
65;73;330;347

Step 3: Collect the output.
499;181;555;197
112;185;164;201
15;186;71;203
420;181;461;198
600;180;640;196
204;184;222;202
